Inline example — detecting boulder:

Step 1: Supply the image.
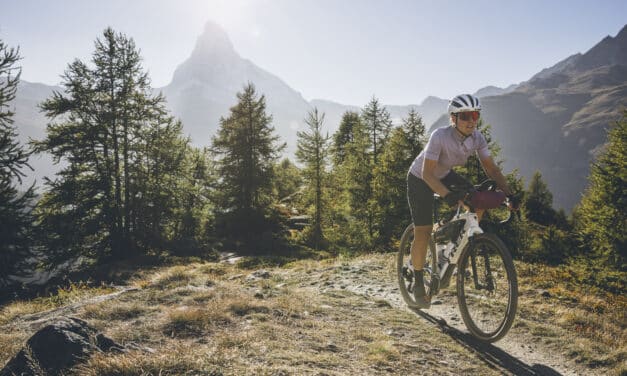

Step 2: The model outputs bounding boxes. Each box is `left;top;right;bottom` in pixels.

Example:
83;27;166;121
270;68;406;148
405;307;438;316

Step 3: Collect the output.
1;317;124;375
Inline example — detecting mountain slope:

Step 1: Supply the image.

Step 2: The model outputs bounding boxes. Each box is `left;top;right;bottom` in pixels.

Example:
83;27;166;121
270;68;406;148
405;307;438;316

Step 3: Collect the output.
11;81;62;187
430;25;627;211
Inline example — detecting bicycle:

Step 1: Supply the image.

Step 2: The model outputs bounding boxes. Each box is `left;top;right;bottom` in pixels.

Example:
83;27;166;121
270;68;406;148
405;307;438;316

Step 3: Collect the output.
397;180;518;342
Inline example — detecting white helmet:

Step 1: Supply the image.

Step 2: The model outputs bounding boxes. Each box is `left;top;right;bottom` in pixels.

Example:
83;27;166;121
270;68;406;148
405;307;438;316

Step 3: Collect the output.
447;94;481;114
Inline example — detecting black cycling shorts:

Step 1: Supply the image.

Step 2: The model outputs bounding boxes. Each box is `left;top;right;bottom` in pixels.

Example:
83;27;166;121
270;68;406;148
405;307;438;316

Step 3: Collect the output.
406;170;473;226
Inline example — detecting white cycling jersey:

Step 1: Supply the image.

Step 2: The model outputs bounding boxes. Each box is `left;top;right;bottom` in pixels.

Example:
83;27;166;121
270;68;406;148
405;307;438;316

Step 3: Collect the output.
408;126;490;180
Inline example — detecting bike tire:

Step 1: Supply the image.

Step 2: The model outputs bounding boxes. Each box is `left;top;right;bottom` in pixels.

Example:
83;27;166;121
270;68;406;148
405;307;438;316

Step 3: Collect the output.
456;233;518;342
397;224;437;308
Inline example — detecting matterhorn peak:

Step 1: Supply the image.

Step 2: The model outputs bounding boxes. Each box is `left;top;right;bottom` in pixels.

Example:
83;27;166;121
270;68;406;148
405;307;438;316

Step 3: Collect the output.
189;20;238;61
168;20;242;87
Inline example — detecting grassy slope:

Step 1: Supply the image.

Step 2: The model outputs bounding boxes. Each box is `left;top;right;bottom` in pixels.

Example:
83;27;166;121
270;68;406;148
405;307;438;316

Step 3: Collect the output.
0;254;624;375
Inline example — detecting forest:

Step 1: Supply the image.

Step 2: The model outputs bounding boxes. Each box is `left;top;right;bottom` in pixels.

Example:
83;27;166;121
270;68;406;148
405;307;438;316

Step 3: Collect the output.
1;28;625;299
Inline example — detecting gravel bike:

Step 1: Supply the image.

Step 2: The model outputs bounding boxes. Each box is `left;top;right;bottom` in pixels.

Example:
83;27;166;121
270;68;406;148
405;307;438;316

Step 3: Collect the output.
397;180;518;342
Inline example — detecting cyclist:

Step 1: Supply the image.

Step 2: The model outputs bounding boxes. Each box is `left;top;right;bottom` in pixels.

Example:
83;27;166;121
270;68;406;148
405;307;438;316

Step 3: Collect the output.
406;93;518;308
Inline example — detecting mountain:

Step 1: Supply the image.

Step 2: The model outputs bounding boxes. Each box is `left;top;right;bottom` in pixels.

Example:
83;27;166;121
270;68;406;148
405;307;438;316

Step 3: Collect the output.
160;21;312;152
474;84;519;98
160;21;444;152
310;95;448;132
430;24;627;211
11;80;62;188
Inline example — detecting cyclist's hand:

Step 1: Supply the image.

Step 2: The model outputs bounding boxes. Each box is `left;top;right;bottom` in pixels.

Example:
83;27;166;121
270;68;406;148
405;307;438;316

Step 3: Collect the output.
444;191;466;207
507;194;521;210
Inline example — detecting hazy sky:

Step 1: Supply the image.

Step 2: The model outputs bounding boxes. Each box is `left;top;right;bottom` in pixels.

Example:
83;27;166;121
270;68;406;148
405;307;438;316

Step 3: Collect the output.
1;0;626;105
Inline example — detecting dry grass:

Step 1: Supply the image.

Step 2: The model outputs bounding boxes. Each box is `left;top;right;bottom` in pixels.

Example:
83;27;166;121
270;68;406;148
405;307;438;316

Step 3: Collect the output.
4;253;623;375
56;257;502;375
73;344;218;376
0;282;115;325
82;301;153;321
516;261;626;374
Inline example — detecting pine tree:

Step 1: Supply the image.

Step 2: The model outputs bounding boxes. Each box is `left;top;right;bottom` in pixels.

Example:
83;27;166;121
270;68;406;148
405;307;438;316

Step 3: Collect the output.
402;108;427;157
361;97;392;164
372;125;420;247
336;117;374;249
211;83;286;251
273;158;302;203
0;39;35;285
576;111;626;269
524;170;556;225
332;111;361;166
132;117;190;249
34;28;189;261
296;108;330;250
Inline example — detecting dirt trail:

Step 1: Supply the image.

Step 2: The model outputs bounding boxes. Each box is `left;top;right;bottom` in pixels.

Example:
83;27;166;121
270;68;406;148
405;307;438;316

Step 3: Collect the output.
299;256;593;376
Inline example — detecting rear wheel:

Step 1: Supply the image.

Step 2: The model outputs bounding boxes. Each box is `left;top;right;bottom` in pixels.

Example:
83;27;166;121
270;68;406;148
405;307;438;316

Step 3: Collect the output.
456;233;518;342
397;224;437;307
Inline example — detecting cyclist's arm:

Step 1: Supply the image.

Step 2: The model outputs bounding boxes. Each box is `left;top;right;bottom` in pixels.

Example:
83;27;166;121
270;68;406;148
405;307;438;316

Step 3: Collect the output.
422;159;451;197
479;156;513;196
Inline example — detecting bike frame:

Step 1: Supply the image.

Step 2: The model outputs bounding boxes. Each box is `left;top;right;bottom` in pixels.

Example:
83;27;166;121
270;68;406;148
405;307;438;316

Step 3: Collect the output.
429;207;483;294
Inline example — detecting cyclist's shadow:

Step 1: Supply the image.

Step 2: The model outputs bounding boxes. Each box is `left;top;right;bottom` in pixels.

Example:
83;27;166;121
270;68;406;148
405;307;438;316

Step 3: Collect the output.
410;308;563;376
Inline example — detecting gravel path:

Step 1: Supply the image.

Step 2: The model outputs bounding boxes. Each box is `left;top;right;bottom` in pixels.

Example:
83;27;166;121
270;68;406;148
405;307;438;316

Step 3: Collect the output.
300;257;592;376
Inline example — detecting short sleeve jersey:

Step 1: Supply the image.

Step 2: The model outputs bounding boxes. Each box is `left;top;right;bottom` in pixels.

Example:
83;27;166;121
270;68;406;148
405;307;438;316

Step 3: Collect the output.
408;126;490;179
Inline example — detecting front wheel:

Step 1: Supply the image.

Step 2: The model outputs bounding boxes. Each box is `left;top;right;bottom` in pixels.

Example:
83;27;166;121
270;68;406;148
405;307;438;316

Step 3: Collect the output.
397;224;437;308
456;233;518;342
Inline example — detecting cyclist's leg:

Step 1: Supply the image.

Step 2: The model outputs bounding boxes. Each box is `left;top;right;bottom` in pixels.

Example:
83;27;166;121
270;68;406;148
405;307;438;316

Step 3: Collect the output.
407;173;434;308
412;225;432;270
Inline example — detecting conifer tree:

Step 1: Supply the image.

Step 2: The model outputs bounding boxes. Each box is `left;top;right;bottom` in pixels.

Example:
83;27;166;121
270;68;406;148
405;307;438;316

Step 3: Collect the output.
524;170;556;225
34;28;190;260
296;108;330;249
0;39;35;284
273;158;302;202
402;108;427;157
361;97;392;164
372;125;420;247
211;83;285;251
576;112;626;268
332;111;361;166
336;117;374;248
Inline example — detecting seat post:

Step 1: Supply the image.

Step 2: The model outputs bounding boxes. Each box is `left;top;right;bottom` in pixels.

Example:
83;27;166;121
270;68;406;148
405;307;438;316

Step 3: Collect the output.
433;193;441;224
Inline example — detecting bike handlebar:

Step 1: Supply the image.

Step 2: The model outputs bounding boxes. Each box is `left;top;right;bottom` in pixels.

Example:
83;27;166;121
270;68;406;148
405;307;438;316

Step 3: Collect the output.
452;179;520;225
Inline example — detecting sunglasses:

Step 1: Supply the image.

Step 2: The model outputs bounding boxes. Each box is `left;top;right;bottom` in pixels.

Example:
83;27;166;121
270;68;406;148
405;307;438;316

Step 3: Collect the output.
457;111;480;121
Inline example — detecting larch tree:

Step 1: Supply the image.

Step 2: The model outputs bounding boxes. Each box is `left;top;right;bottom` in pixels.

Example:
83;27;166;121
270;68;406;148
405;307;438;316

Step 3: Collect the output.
296;108;330;250
0;38;35;285
211;83;286;251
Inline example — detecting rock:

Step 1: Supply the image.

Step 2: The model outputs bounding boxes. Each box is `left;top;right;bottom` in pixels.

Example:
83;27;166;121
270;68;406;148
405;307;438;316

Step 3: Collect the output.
246;270;271;282
0;317;125;376
95;333;126;353
540;290;552;298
